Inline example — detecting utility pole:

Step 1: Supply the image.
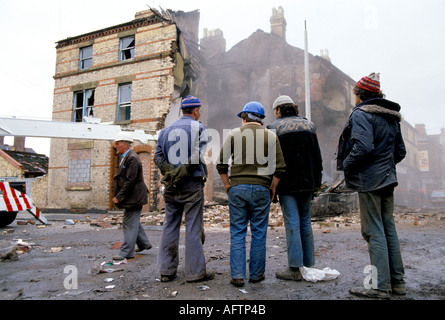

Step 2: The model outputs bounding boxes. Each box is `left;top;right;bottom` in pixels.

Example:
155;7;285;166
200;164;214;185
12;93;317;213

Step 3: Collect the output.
304;20;311;122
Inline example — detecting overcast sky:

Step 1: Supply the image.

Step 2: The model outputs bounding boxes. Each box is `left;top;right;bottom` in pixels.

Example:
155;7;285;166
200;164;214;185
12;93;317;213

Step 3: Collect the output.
1;0;444;155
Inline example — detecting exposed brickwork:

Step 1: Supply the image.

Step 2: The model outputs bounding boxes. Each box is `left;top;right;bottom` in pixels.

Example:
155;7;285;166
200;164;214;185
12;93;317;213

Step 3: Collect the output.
47;9;208;212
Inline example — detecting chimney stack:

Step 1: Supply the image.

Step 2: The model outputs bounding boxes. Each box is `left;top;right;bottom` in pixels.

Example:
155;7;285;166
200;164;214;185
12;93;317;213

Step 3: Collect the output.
13;136;26;152
415;124;427;136
270;6;287;41
201;28;226;60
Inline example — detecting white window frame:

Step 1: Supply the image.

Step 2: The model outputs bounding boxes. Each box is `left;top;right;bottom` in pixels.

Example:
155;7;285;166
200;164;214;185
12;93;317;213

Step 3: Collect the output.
119;36;135;61
79;46;93;70
73;89;95;122
117;84;132;121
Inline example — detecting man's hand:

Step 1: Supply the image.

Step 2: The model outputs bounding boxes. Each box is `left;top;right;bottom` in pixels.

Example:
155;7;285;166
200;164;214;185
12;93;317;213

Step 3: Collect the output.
269;176;281;203
219;173;231;194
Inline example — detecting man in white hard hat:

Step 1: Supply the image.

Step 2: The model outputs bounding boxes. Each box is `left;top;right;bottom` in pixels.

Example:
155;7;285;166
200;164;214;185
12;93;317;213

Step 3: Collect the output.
267;95;323;282
112;132;152;260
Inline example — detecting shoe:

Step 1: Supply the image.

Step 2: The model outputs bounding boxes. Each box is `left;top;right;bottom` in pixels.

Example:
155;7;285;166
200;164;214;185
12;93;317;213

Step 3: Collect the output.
392;285;406;296
112;255;126;261
349;287;390;299
160;274;177;282
275;268;303;281
249;275;265;283
135;244;152;253
230;278;245;287
187;272;215;283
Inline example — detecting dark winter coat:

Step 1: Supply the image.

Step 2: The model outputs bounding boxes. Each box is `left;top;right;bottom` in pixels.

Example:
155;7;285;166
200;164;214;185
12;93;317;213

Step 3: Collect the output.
267;116;323;195
114;149;148;210
337;98;406;192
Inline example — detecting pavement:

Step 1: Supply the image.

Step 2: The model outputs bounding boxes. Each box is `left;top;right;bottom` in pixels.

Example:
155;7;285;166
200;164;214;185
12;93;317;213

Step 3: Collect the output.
1;206;444;314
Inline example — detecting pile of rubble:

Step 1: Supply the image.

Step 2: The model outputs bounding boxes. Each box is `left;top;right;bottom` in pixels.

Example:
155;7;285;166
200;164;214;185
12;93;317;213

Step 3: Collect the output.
84;203;360;230
85;203;286;229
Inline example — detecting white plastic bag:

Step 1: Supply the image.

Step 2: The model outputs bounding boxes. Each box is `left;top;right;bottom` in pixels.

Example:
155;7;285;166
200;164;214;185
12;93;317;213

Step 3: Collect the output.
300;266;340;283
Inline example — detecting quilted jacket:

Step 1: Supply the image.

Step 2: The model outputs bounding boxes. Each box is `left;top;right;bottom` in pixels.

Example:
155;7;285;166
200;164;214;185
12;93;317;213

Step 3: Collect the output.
337;98;406;192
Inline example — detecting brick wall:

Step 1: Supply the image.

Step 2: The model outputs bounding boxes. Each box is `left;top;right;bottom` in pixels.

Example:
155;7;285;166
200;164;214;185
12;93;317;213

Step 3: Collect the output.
0;155;23;178
48;15;179;212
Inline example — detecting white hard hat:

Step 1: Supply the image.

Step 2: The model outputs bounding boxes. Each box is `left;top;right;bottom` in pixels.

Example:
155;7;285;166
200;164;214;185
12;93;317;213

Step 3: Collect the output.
272;95;294;109
114;131;134;143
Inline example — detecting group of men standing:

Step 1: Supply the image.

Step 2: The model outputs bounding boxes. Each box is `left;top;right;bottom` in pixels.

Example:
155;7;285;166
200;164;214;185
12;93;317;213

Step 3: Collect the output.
111;72;406;299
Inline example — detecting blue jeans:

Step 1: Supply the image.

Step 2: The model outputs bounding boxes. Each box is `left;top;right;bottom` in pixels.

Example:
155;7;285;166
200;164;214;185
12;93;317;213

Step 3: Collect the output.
279;193;315;268
358;187;405;291
228;184;270;280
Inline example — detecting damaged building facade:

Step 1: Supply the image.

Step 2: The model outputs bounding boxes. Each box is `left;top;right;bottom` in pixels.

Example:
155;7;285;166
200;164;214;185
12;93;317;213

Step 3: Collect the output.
38;7;442;212
201;7;356;186
46;9;209;212
199;6;436;208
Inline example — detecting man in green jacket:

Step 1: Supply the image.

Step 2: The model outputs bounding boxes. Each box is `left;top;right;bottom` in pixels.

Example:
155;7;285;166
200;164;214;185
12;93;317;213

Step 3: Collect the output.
217;101;286;287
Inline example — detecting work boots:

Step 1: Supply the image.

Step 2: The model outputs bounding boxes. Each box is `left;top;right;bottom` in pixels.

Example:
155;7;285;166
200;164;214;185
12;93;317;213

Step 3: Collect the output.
275;267;303;281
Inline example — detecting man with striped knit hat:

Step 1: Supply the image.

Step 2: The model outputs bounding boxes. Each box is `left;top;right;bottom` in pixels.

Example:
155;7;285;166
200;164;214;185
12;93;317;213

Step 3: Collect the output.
337;73;407;299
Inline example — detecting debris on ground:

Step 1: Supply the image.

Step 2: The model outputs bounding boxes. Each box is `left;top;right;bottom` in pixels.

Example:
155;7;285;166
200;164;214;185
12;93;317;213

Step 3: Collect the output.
300;266;340;283
50;246;63;253
0;240;18;261
88;260;126;275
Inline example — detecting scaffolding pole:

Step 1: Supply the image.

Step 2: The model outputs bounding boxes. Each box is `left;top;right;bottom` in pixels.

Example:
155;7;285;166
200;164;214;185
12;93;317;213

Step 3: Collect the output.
304;20;311;122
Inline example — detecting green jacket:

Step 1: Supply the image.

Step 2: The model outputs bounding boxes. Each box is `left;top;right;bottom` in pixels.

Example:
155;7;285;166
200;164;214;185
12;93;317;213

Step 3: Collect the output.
216;123;286;188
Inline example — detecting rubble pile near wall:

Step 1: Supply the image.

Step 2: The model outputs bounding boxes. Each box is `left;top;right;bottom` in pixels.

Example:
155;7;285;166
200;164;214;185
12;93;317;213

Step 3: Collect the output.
86;203;285;229
84;203;340;229
311;193;359;218
87;204;443;229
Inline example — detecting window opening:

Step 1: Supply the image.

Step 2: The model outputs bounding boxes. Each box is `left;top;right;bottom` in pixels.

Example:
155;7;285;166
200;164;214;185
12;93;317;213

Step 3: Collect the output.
73;89;95;122
79;46;93;70
118;84;132;121
120;36;135;61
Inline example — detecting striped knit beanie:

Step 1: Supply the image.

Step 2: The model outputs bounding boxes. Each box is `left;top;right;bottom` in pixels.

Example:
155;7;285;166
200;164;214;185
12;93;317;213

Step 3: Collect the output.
356;72;380;93
181;95;202;109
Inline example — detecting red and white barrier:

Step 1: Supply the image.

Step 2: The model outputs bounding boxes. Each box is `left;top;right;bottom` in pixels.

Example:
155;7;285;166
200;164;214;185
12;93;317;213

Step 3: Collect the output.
0;182;47;225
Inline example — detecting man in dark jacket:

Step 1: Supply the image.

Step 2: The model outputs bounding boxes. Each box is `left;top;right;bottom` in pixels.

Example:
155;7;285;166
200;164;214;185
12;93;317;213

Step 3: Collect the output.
267;95;323;281
112;132;152;260
337;73;406;299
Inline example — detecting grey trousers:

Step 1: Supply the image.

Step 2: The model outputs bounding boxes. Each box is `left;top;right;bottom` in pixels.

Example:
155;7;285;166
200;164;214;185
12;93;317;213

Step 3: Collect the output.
157;182;206;281
358;187;405;291
119;207;152;259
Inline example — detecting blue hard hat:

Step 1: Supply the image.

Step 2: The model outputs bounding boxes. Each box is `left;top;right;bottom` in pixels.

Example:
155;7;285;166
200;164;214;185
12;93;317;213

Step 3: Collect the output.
237;101;265;119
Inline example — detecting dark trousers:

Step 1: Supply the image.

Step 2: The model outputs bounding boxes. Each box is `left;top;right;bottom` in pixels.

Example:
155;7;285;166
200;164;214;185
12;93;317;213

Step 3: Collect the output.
358;187;405;291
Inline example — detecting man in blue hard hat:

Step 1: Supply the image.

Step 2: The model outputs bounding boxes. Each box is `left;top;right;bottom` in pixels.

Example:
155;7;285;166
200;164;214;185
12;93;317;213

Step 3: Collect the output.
154;95;214;283
216;101;286;287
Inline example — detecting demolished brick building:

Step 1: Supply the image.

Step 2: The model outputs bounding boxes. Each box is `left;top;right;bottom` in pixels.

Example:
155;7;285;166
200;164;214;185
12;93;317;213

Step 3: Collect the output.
201;7;355;189
200;7;425;207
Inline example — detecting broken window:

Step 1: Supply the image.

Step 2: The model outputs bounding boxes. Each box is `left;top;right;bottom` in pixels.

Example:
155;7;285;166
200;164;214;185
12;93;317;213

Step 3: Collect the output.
119;36;135;61
79;46;93;70
117;84;131;121
73;89;95;122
